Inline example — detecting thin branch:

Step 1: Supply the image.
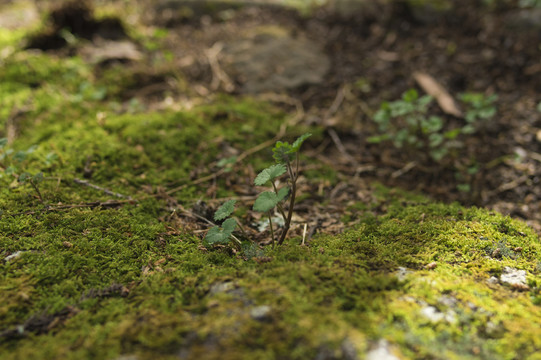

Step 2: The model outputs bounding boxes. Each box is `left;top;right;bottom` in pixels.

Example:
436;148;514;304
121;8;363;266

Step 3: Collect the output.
73;178;132;199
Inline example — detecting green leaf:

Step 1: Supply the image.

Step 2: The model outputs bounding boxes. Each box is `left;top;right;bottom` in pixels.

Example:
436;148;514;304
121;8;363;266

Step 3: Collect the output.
276;187;289;202
253;191;280;212
444;128;461;140
428;133;444;148
290;133;312;153
272;141;293;163
367;135;389;143
214;200;236;221
0;138;7;149
217;156;237;168
254;164;287;186
204;226;230;245
33;172;44;184
18;172;30;183
13;151;27;163
402;89;418;102
221;218;237;235
203;218;237;246
429;147;448;161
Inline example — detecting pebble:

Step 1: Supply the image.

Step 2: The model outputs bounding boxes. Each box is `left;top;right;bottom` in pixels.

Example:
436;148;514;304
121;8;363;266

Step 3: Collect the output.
366;339;400;360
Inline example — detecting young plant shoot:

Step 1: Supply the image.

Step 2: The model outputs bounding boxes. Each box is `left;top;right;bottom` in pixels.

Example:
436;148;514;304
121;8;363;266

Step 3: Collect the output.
253;133;311;245
203;133;311;248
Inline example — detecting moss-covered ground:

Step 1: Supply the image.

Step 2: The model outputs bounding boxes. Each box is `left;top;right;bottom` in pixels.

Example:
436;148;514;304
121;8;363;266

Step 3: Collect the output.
1;3;541;359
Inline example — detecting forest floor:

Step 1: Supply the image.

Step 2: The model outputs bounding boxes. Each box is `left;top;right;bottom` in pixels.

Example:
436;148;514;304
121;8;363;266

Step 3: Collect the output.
0;0;540;359
19;0;541;234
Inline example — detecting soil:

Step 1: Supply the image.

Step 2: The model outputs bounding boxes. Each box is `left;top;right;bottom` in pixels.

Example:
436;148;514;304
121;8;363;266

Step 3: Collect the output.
19;0;541;232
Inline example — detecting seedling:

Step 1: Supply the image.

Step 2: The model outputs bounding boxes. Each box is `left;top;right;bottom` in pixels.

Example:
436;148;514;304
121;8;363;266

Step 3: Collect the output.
1;138;56;204
204;133;311;247
459;92;497;134
369;89;499;164
18;172;45;204
368;89;454;161
203;199;242;247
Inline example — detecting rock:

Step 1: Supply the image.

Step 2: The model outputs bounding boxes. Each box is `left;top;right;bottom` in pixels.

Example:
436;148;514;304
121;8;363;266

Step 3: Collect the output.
209;281;236;294
500;266;529;290
222;27;330;93
365;339;399;360
249;305;271;321
79;40;143;65
115;355;138;360
0;2;39;30
340;338;359;360
395;266;412;281
4;251;24;262
420;305;457;324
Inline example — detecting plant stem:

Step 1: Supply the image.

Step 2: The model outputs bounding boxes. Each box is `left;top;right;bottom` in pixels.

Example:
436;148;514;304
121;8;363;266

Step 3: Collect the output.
278;161;296;245
268;212;275;246
271;180;289;223
30;180;44;204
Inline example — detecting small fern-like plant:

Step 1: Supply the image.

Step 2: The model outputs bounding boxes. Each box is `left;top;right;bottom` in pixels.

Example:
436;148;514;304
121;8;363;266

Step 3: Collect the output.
203;133;311;247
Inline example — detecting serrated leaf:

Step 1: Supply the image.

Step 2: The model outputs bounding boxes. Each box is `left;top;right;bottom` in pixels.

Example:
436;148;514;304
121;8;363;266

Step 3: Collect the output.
272;141;293;163
18;172;30;183
33;172;44;184
254;164;286;186
214;199;236;221
13;151;27;163
253;191;279;212
276;186;289;202
221;218;237;235
204;226;230;245
290;133;311;153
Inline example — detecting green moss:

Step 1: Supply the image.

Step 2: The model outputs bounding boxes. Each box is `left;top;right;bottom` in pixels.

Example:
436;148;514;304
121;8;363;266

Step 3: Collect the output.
0;11;540;359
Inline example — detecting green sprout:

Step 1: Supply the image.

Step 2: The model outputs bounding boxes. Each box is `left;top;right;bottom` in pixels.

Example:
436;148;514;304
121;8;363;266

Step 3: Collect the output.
459;92;498;134
203;133;311;248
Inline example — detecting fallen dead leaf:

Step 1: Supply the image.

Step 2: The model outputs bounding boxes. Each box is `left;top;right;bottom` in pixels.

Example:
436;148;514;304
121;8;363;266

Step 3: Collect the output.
413;71;463;117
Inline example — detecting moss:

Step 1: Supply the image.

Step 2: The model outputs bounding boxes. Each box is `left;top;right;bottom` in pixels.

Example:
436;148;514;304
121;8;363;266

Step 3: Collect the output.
1;6;540;359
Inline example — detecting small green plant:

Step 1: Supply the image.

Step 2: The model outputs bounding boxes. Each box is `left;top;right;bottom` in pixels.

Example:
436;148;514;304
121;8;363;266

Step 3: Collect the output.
369;89;499;164
368;89;454;161
0;138;55;203
204;133;311;247
18;171;45;204
459;92;498;134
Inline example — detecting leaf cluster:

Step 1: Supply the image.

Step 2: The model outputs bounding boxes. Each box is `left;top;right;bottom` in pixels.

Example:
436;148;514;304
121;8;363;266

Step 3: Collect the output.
369;89;498;162
203;133;311;248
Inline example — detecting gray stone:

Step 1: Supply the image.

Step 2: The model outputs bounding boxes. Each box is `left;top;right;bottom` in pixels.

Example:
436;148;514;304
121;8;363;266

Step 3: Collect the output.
0;2;39;30
341;338;359;360
222;27;330;93
249;305;271;321
420;305;457;324
365;340;399;360
4;251;24;262
395;266;412;281
209;281;236;294
500;266;527;287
